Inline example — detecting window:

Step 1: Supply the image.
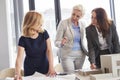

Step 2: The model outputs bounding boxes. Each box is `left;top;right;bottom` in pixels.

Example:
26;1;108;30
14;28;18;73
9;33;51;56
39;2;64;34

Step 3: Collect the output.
23;0;29;14
114;0;120;40
60;0;111;26
9;0;29;67
9;0;120;68
9;0;17;67
35;0;58;65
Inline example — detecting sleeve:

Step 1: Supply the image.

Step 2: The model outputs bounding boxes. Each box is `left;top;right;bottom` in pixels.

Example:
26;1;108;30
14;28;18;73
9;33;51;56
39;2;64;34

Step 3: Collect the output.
44;30;49;40
80;21;88;55
18;36;26;48
86;27;96;64
54;20;66;48
111;21;120;53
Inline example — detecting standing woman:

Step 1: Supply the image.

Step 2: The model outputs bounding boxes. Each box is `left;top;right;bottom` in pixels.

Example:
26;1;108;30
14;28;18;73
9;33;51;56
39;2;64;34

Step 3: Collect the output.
86;8;120;69
14;11;56;80
55;4;87;73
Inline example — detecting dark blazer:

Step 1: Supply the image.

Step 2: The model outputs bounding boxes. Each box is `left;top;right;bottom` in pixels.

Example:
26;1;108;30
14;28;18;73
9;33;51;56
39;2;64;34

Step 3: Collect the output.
86;21;120;64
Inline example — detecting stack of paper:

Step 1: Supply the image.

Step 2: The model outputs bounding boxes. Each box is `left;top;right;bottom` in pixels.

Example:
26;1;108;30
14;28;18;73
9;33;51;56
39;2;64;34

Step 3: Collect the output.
6;72;76;80
76;69;102;76
23;76;69;80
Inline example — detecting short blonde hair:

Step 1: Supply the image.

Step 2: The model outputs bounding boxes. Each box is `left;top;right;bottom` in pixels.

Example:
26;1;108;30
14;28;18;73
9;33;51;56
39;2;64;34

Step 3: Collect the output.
73;4;85;17
22;11;44;37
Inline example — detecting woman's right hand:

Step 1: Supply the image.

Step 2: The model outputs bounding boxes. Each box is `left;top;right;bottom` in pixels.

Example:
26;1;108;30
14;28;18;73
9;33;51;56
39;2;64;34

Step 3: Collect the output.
90;63;96;69
14;74;22;80
61;37;67;45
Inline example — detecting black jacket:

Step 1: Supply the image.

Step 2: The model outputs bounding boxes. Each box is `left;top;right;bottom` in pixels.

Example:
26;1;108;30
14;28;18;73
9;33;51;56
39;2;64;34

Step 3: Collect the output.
86;21;120;63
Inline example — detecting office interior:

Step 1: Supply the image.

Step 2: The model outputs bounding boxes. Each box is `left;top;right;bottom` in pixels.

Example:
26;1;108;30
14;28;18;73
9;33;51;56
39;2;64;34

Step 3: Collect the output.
0;0;120;71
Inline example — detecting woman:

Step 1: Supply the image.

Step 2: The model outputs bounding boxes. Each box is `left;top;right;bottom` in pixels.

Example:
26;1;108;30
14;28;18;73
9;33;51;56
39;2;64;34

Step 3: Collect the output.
55;4;87;73
14;11;56;80
86;8;120;69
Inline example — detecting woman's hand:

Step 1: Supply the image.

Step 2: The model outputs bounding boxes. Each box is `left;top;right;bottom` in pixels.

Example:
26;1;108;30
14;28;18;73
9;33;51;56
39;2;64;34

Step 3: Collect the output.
14;74;22;80
61;37;67;45
46;67;57;77
90;63;96;69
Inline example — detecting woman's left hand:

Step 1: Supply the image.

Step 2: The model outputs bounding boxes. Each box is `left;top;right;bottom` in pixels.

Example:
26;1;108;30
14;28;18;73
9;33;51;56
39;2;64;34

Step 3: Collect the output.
46;67;57;77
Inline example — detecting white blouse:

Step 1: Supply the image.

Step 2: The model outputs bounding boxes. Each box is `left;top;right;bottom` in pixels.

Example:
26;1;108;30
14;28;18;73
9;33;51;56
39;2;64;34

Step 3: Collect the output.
95;27;108;50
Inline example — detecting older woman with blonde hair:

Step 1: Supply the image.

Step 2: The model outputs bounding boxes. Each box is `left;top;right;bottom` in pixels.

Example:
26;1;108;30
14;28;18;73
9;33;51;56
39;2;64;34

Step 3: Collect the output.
55;4;87;73
14;11;56;80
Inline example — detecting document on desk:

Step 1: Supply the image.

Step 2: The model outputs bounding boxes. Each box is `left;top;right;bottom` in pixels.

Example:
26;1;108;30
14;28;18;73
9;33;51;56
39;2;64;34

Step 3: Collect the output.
6;72;76;80
6;76;73;80
6;77;69;80
31;72;76;80
23;76;72;80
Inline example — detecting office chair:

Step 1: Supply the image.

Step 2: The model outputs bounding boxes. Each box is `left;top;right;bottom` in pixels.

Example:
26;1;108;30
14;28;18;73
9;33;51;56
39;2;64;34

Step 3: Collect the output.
0;68;24;79
54;63;64;73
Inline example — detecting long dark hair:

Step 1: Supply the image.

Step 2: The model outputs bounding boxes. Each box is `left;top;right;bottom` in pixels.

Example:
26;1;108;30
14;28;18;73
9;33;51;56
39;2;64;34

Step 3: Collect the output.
92;8;111;38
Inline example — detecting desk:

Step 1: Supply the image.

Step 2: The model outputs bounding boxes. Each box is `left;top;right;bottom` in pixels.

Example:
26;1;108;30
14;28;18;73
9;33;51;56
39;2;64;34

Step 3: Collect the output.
1;72;77;80
75;73;90;80
0;72;91;80
0;76;87;80
0;71;104;80
1;75;90;80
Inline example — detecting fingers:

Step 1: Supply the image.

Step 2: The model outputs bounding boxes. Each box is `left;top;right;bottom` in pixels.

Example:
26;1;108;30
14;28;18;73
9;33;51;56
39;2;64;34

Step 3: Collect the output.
63;37;67;40
90;63;96;69
46;72;57;77
90;66;95;69
61;37;68;45
14;75;22;80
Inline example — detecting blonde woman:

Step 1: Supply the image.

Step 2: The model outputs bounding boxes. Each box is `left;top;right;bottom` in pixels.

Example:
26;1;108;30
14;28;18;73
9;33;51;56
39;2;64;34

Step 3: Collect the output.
55;4;87;73
14;11;56;80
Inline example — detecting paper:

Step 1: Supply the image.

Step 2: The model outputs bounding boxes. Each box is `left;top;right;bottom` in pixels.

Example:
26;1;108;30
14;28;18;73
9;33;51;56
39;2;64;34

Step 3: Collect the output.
77;68;102;76
23;76;69;80
6;72;75;80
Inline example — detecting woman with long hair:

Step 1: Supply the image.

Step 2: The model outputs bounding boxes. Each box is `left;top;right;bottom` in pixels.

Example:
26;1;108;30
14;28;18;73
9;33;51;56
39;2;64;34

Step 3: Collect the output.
86;8;120;69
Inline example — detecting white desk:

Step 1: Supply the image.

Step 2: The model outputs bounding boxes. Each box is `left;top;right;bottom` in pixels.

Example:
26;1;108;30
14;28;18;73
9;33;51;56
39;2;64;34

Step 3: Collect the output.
75;73;90;80
3;72;77;80
0;71;97;80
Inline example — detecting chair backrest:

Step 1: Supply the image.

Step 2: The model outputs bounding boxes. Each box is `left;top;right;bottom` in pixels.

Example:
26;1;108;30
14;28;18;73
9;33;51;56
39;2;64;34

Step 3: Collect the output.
0;68;24;79
54;63;64;73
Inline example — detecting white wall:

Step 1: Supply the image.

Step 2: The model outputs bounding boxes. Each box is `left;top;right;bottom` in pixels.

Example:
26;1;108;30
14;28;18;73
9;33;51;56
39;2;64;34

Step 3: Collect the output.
0;0;12;70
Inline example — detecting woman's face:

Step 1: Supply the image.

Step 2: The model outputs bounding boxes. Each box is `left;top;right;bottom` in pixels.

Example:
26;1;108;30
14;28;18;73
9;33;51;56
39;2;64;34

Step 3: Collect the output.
29;24;41;36
71;9;82;23
91;11;97;26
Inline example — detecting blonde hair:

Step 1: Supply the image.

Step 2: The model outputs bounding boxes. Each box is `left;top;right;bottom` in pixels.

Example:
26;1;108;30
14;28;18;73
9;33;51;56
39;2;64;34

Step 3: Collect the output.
22;11;44;37
73;4;85;17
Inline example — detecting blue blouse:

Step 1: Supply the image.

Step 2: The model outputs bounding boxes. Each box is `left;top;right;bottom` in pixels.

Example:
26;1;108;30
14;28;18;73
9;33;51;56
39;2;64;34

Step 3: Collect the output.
72;24;81;50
